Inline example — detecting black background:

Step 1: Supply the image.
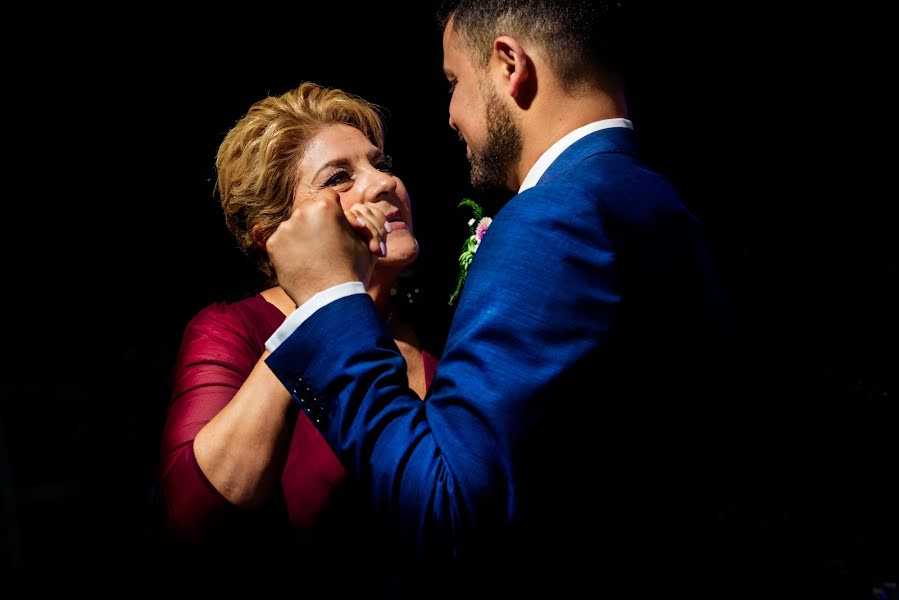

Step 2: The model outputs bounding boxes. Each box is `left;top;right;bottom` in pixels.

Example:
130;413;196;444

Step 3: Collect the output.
3;4;896;595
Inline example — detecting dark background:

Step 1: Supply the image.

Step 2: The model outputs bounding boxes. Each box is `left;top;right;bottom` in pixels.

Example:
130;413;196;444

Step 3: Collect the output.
3;3;895;596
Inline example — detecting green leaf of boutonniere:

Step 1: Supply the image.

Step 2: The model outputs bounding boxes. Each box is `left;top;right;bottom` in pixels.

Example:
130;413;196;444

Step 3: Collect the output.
449;199;492;306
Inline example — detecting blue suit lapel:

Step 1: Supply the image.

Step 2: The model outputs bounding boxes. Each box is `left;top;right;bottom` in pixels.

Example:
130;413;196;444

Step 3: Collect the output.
536;126;639;186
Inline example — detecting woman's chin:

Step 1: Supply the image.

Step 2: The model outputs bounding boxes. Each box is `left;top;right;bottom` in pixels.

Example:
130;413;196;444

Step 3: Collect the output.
376;236;418;268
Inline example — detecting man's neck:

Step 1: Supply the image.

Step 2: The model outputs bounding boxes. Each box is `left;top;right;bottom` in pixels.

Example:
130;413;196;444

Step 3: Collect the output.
512;89;626;190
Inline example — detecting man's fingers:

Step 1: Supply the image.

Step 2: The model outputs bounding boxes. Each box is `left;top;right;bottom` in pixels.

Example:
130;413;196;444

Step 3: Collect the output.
293;187;341;212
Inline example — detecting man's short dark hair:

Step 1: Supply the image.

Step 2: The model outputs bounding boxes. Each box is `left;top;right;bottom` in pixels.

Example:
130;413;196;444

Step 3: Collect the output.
438;0;626;88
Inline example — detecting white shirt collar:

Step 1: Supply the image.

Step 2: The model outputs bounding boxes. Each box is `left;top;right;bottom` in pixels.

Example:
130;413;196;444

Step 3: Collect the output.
518;118;634;193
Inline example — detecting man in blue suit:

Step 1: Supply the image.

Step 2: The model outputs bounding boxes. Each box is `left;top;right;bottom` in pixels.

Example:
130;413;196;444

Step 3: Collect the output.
263;1;739;595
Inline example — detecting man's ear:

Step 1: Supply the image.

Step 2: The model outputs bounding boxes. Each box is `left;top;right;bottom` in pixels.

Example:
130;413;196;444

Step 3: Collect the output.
492;35;531;100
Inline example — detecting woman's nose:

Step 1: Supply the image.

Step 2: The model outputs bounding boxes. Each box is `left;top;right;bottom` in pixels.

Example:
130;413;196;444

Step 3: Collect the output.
361;168;396;203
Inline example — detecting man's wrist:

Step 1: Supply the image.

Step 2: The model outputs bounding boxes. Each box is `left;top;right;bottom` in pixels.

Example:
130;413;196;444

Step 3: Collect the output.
283;276;364;308
265;281;367;352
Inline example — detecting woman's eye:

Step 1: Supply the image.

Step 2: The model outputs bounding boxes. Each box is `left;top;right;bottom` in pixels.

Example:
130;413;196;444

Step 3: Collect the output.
323;170;351;187
376;155;394;173
448;80;457;95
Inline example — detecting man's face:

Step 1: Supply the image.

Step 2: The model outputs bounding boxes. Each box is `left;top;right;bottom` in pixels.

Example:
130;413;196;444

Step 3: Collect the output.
443;19;522;191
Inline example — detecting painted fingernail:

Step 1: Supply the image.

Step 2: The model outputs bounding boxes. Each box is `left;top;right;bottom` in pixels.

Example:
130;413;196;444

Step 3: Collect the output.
384;221;393;233
380;241;387;256
357;218;367;228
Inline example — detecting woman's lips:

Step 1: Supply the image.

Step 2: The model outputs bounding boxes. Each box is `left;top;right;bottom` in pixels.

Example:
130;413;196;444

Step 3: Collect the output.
384;209;407;231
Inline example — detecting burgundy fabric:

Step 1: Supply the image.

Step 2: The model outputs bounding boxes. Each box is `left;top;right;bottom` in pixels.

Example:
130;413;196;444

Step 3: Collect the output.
160;294;435;541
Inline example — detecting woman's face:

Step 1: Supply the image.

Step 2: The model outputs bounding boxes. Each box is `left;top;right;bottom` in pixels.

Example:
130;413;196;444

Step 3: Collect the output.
294;124;419;270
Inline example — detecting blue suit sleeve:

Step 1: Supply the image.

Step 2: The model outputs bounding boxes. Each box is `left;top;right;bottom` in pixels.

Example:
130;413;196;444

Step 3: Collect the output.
265;184;619;558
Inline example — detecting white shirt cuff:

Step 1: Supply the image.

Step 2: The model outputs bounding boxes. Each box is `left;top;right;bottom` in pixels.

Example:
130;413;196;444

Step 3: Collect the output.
265;281;366;352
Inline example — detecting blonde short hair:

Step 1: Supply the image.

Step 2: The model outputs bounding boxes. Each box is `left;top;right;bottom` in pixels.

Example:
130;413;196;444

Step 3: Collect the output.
216;82;385;283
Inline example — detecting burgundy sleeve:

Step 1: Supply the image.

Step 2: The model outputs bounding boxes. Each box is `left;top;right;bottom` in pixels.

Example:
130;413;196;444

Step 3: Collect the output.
159;303;259;542
160;297;440;540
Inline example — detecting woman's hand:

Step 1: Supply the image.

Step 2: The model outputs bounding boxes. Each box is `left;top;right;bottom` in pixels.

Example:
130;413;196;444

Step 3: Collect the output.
346;202;390;259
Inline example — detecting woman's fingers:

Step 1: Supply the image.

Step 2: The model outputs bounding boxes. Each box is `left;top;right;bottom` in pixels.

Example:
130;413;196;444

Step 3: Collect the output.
346;204;388;256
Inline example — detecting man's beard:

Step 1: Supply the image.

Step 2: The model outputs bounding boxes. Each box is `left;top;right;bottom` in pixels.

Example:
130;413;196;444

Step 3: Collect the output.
469;86;522;192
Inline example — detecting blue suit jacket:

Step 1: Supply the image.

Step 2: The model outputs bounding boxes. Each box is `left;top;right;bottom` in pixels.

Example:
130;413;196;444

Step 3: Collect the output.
267;127;734;593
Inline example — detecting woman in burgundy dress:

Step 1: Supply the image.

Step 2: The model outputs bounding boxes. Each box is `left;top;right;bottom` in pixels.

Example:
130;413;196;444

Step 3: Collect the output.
159;83;436;579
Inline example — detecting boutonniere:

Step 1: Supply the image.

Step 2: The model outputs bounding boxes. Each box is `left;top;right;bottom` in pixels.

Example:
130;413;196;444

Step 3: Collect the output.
449;198;492;305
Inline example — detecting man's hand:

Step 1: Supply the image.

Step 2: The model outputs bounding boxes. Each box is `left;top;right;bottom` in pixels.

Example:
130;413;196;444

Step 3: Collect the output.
266;189;387;307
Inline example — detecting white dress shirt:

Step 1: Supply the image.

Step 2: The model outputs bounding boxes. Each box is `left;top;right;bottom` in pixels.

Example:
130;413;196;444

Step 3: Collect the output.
518;118;632;193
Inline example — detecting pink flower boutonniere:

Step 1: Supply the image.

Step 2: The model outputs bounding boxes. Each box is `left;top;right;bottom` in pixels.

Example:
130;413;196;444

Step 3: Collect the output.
449;198;492;305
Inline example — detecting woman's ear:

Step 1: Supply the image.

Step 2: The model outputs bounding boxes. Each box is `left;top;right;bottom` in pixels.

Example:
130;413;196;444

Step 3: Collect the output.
493;35;530;100
251;225;267;250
